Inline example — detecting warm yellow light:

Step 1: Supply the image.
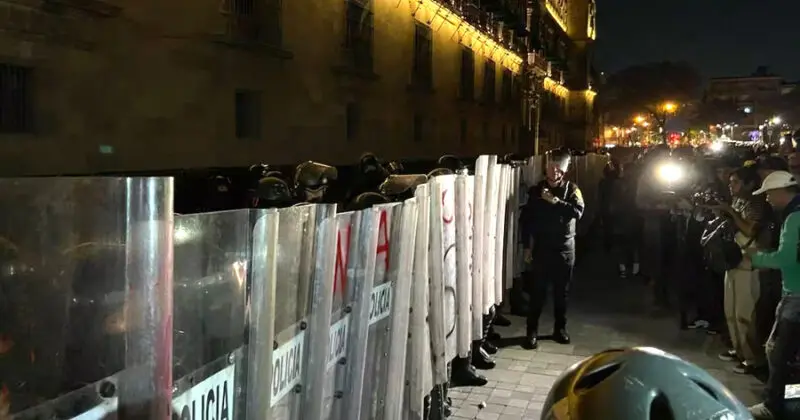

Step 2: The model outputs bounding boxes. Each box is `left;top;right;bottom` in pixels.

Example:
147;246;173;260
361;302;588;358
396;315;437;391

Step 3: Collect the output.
545;1;568;32
663;102;677;112
634;115;645;124
583;89;597;102
543;77;569;98
412;0;523;73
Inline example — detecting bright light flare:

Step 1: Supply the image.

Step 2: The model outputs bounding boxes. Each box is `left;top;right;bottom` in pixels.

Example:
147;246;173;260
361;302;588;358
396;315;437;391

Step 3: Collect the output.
657;162;684;184
710;141;724;152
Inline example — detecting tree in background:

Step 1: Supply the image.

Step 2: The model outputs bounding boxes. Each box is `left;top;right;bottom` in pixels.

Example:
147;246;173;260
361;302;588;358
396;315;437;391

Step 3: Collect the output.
598;61;702;129
688;98;746;130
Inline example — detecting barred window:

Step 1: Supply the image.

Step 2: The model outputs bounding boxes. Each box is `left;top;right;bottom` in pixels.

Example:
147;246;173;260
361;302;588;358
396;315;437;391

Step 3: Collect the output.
483;60;496;104
345;1;374;70
0;64;33;133
412;23;433;89
459;47;474;100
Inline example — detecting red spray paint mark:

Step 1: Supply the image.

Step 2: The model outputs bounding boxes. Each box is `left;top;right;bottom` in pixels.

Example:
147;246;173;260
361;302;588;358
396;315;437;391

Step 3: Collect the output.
376;210;390;272
334;223;352;295
442;189;454;224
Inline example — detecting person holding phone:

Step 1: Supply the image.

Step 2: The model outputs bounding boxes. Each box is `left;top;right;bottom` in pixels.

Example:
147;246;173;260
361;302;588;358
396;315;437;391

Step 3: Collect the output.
520;149;584;350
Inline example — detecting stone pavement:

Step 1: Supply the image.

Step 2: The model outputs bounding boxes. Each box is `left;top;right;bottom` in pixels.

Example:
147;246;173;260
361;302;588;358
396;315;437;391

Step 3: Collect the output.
448;252;764;420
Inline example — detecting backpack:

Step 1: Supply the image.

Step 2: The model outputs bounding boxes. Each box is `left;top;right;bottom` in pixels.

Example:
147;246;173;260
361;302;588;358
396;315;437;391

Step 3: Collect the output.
700;216;750;274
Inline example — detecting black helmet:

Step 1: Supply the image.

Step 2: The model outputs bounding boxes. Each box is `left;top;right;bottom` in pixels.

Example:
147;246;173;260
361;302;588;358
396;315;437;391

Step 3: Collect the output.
541;347;751;420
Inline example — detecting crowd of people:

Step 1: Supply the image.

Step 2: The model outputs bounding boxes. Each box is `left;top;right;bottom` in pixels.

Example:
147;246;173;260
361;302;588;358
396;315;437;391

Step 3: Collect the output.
596;144;800;419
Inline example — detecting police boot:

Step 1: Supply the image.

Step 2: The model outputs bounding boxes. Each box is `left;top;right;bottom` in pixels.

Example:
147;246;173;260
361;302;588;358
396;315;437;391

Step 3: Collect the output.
523;328;538;350
482;339;498;355
471;341;496;370
553;326;571;344
450;355;488;386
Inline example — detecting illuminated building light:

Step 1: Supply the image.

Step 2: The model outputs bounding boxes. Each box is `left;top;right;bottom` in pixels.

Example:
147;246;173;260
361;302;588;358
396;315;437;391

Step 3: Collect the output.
583;89;597;102
545;1;568;32
410;0;523;73
587;26;596;40
543;77;569;98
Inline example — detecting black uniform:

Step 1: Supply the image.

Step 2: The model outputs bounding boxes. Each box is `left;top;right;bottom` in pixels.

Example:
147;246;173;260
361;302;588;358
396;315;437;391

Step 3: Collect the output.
520;179;584;336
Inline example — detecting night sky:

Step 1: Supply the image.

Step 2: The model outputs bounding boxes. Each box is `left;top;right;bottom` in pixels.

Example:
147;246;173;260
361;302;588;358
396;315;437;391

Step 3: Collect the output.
594;0;800;81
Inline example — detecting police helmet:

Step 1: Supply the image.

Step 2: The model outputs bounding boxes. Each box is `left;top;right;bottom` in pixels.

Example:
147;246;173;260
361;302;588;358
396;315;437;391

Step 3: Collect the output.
437;155;464;172
541;347;751;420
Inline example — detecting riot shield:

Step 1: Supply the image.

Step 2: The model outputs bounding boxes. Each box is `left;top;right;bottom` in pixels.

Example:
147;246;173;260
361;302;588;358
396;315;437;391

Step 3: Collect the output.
266;205;318;419
172;209;252;420
245;209;280;420
303;204;338;420
312;210;365;420
429;175;458;363
483;156;500;312
494;165;509;301
357;203;402;420
425;181;448;386
454;175;472;355
382;199;418;420
0;177;173;419
472;158;488;337
404;185;434;420
341;208;379;420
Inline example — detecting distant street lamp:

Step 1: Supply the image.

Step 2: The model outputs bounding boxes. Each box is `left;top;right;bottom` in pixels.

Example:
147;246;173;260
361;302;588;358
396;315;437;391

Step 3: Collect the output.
662;102;677;113
634;115;645;124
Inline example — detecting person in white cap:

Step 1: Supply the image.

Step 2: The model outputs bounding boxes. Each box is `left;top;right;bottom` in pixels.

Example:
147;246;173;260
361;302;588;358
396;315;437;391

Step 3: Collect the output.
744;170;800;420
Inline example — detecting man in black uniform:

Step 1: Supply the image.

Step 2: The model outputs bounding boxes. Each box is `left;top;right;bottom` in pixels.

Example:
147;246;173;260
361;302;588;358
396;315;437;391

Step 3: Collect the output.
520;150;584;349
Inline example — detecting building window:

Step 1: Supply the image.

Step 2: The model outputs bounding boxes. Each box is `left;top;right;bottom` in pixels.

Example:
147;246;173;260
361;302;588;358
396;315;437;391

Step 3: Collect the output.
459;47;474;100
412;23;433;89
346;102;359;141
344;0;374;70
221;0;282;44
460;118;467;144
501;69;513;105
413;113;424;142
0;64;33;133
483;60;495;104
235;89;262;139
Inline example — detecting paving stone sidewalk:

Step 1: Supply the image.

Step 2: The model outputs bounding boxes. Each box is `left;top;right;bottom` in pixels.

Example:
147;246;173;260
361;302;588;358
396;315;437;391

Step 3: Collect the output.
448;253;764;420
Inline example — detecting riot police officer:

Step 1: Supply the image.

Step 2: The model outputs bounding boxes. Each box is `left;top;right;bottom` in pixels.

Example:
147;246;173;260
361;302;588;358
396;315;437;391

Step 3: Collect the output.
520;150;584;349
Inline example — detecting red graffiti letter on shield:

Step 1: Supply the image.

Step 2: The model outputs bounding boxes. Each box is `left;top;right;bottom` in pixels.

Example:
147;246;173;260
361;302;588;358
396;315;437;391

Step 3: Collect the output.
334;223;351;295
376;210;390;272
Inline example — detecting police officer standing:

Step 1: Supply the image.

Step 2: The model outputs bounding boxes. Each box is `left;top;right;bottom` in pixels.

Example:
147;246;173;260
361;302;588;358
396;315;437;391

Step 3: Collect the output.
521;150;584;349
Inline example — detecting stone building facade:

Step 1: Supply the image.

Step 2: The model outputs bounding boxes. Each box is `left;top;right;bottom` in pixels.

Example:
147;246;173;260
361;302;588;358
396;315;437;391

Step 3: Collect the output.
523;0;598;153
0;0;534;175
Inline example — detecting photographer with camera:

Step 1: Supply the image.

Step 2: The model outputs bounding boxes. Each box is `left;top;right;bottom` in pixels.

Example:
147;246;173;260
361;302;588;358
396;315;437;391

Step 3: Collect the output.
704;164;774;377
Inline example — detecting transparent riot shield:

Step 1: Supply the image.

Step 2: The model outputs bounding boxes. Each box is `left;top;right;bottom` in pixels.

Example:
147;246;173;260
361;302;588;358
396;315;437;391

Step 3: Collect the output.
245;209;280;420
472;159;488;338
494;165;509;300
172;209;252;420
356;203;402;420
0;177;173;419
341;208;379;420
383;199;418;420
304;204;338;420
454;175;472;356
404;185;434;420
312;210;364;420
266;205;316;419
429;175;458;363
483;156;500;312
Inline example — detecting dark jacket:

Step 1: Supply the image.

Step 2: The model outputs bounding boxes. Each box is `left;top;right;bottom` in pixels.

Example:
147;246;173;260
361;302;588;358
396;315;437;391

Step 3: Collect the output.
521;179;585;250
